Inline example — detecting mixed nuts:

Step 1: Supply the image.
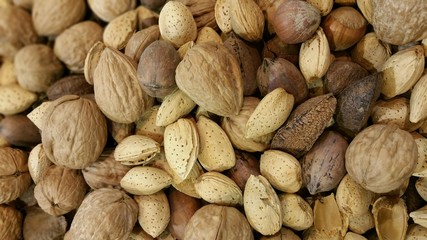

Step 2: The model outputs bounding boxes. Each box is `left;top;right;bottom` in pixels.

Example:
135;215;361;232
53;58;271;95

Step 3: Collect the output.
0;0;427;239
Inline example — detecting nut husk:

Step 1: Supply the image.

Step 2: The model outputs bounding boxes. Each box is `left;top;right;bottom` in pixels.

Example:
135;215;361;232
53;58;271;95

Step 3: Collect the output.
34;165;87;216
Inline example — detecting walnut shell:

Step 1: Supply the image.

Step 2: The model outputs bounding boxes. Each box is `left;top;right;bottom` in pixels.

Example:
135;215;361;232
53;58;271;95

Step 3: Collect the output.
65;188;138;240
0;147;31;204
34;165;87;216
0;204;22;240
137;40;180;98
0;5;38;58
345;124;418;193
88;0;136;22
54;21;103;73
32;0;86;36
82;150;130;190
42;95;108;169
15;44;64;92
23;206;67;240
184;204;253;240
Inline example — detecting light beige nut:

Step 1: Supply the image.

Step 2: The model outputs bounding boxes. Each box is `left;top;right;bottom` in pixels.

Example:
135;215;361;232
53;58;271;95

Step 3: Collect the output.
246;88;294;139
299;27;331;84
156;89;196;127
244;175;282;236
229;0;264;41
171;161;204;198
103;10;138;50
0;59;17;86
158;1;197;48
65;188;138;240
88;0;136;22
380;45;424;98
114;135;160;166
373;196;408;240
54;21;103;73
32;0;86;36
120;166;172;195
23;206;67;240
0;147;31;204
410;73;427;123
344;232;367;240
194;171;242;206
175;42;244;117
195;26;222;44
411;132;427;177
314;193;348;238
0;84;37;115
336;174;375;216
351;32;391;72
34;165;87;216
196;115;235;172
279;193;313;231
214;0;232;33
348;210;375;234
416;177;427;201
135;106;165;144
345;124;418;193
164;118;199;182
125;25;160;62
307;0;333;16
135;191;170;238
259;227;301;240
406;224;427;239
28;144;52;184
410;205;427;229
260;150;302;193
27;101;51;130
42;95;108;169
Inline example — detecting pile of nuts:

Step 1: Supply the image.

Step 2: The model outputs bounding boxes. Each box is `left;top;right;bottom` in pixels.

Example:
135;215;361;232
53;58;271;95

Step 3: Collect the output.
0;0;427;239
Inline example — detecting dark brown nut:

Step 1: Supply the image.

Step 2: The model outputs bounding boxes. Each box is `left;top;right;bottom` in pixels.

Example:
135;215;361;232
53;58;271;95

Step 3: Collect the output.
15;44;64;92
271;93;337;158
302;131;348;195
325;60;369;95
225;150;260;191
371;0;427;45
336;73;382;137
223;33;261;96
140;0;166;10
262;36;301;66
273;0;321;44
32;0;86;36
177;0;217;30
168;188;202;239
65;188;138;240
82;150;131;190
0;147;31;204
321;7;367;51
42;95;108;169
0;115;41;148
54;21;103;73
257;58;308;105
0;5;38;59
34;165;87;216
346;124;418;193
46;75;94;101
125;25;160;62
23;206;67;240
137;40;180;98
0;204;22;240
183;204;254;240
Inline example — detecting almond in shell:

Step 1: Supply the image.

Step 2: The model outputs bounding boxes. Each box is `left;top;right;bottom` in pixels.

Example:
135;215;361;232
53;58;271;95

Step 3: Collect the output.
135;191;170;238
114;135;160;166
410;73;427;123
120;166;172;195
279;193;313;231
103;10;138;50
194;171;242;206
0;84;37;115
28;144;52;184
156;89;196;127
135;106;165;144
229;0;264;41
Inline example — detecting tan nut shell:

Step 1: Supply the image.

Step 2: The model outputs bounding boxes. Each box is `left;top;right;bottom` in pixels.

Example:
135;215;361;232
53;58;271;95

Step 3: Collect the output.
65;188;138;240
164;118;199;182
196;115;235;172
0;84;37;115
344;232;367;240
135;191;170;238
88;0;136;22
244;175;282;236
348;211;375;234
135;106;165;144
28;144;52;184
406;224;427;239
279;193;313;231
175;42;244;117
246;88;294;139
159;1;197;48
0;204;22;240
314;193;348;237
336;174;375;216
260;150;302;193
103;10;138;50
23;206;67;240
195;26;222;44
194;171;242;206
410;205;427;229
416;177;427;201
120;166;172;195
171;161;204;198
114;135;160;166
27;101;52;130
380;45;424;99
351;32;391;72
229;0;264;41
214;0;232;33
373;197;408;240
410;73;427;123
156;89;196;127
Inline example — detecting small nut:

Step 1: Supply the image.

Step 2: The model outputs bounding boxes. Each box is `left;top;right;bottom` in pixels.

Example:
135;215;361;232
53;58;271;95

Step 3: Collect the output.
229;0;264;41
194;171;242;206
336;174;375;216
114;135;160;166
28;144;52;184
279;193;313;231
120;166;172;195
135;191;170;238
103;10;138;50
88;0;136;22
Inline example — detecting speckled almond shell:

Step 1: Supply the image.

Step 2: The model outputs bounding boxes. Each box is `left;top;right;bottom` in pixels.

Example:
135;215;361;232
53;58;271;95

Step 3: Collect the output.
410;74;427;123
114;135;160;165
0;84;37;115
194;171;242;206
156;89;196;127
120;166;172;195
279;193;313;231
